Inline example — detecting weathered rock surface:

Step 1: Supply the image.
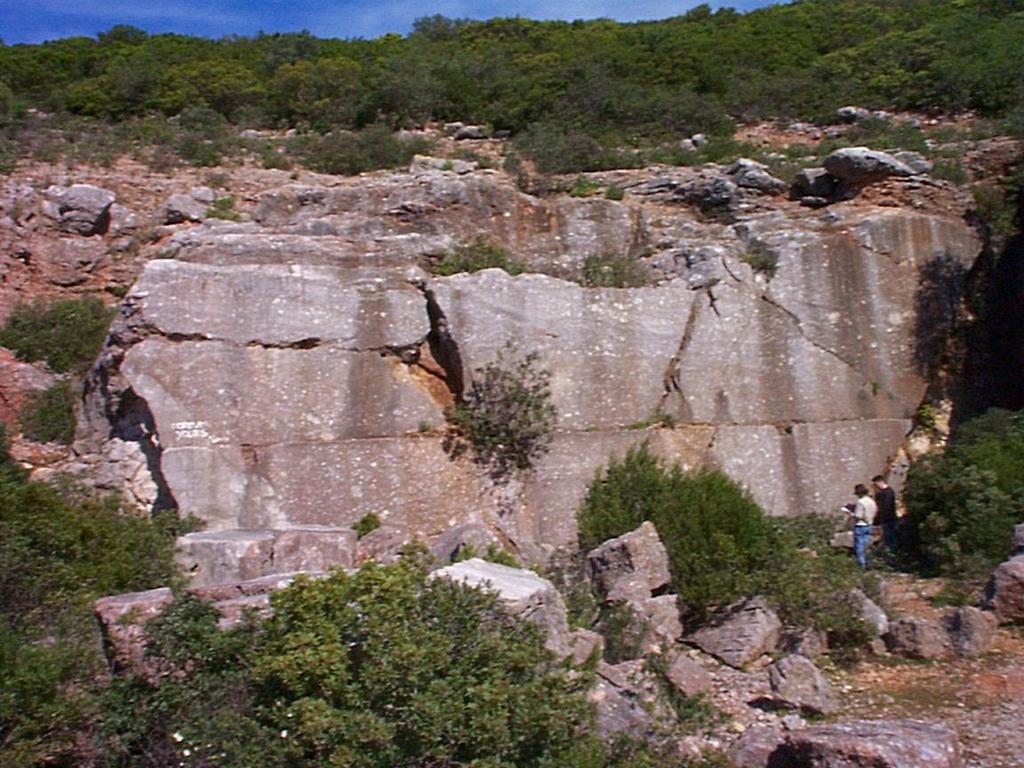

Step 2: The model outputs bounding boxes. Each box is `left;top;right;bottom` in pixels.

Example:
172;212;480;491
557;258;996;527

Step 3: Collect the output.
44;184;115;235
985;555;1024;624
586;521;672;604
1014;523;1024;555
852;588;889;637
884;616;953;660
432;558;572;657
176;527;355;586
94;572;317;674
772;719;963;768
767;654;838;715
729;725;786;768
689;596;781;669
72;162;981;562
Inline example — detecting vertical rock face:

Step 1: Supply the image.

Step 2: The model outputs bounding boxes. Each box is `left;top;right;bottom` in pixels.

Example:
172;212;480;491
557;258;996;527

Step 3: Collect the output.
79;165;981;563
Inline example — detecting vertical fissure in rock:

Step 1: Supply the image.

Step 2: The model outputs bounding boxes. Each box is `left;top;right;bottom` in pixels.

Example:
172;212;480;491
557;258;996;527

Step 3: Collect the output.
658;295;704;418
420;284;466;402
107;388;177;513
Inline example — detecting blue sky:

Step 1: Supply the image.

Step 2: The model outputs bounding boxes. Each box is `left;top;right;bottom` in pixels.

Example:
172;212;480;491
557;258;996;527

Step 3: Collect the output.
3;1;781;45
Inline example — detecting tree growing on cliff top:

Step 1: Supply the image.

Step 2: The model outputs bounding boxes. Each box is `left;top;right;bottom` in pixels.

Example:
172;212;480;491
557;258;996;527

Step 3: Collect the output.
444;343;556;482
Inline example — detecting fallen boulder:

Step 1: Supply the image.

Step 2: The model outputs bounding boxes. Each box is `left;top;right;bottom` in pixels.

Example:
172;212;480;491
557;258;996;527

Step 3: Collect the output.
767;654;838;716
727;158;787;195
823;147;916;188
984;555;1024;624
947;605;997;657
163;193;208;224
884;616;952;660
586;521;671;604
664;651;713;698
44;184;116;235
772;719;963;768
688;596;781;669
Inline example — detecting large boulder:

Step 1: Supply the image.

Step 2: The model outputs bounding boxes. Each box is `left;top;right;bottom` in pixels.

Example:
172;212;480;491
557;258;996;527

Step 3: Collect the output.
767;654;838;715
727;159;787;195
947;606;997;657
432;558;572;657
985;555;1024;624
884;616;952;660
163;193;208;224
852;588;889;637
44;184;115;235
791;166;837;201
688;596;781;669
1014;523;1024;556
823;147;916;188
772;719;963;768
586;521;672;604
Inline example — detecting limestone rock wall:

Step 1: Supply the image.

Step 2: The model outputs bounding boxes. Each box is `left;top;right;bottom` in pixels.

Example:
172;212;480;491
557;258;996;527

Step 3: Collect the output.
79;164;981;556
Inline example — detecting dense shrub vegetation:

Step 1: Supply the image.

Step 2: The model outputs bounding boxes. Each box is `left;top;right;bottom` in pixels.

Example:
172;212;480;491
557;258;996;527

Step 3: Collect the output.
445;344;557;481
0;296;114;373
904;408;1024;576
0;432;184;767
103;557;595;768
0;0;1021;176
18;381;76;444
577;443;872;646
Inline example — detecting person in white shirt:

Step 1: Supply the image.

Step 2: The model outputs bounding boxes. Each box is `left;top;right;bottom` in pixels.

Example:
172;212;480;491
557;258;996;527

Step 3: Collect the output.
848;483;877;569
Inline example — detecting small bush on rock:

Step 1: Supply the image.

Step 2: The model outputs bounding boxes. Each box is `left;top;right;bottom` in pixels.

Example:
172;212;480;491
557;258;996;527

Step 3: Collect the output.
19;380;76;444
445;344;557;482
580;254;648;288
0;296;115;374
431;238;526;276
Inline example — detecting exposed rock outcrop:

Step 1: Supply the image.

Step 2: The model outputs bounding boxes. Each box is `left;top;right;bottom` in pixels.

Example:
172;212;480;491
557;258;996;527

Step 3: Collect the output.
68;162;980;566
767;654;838;715
985;555;1024;624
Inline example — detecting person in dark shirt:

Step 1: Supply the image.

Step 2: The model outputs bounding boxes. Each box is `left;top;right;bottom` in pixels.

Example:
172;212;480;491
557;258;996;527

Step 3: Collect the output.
872;475;898;549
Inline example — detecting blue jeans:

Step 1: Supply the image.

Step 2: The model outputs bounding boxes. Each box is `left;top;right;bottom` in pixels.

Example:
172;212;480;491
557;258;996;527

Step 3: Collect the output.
854;525;872;569
881;520;898;550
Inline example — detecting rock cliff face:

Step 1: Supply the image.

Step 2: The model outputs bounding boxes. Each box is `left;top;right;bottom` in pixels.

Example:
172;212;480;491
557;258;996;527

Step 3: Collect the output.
78;163;980;559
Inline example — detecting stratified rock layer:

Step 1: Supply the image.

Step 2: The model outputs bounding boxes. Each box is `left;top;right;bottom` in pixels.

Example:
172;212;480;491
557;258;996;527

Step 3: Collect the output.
79;165;981;564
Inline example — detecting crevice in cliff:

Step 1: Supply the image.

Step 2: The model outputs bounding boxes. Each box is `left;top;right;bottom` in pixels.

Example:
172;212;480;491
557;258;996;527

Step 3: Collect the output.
416;283;466;402
759;292;863;374
658;295;704;417
107;387;177;513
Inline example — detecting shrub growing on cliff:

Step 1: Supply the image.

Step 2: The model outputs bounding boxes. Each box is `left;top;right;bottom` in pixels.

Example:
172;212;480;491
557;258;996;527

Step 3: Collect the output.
19;381;76;444
445;344;556;482
904;408;1024;576
0;296;114;373
430;238;526;276
104;557;593;768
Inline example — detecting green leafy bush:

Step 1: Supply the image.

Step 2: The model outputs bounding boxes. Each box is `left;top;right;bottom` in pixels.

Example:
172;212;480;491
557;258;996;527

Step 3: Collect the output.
353;511;380;539
904;408;1024;575
430;238;527;276
0;296;114;373
577;444;871;647
0;457;185;767
289;123;430;175
445;344;557;481
569;177;602;198
104;557;594;768
578;443;777;618
205;195;240;220
19;381;76;444
580;254;648;288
